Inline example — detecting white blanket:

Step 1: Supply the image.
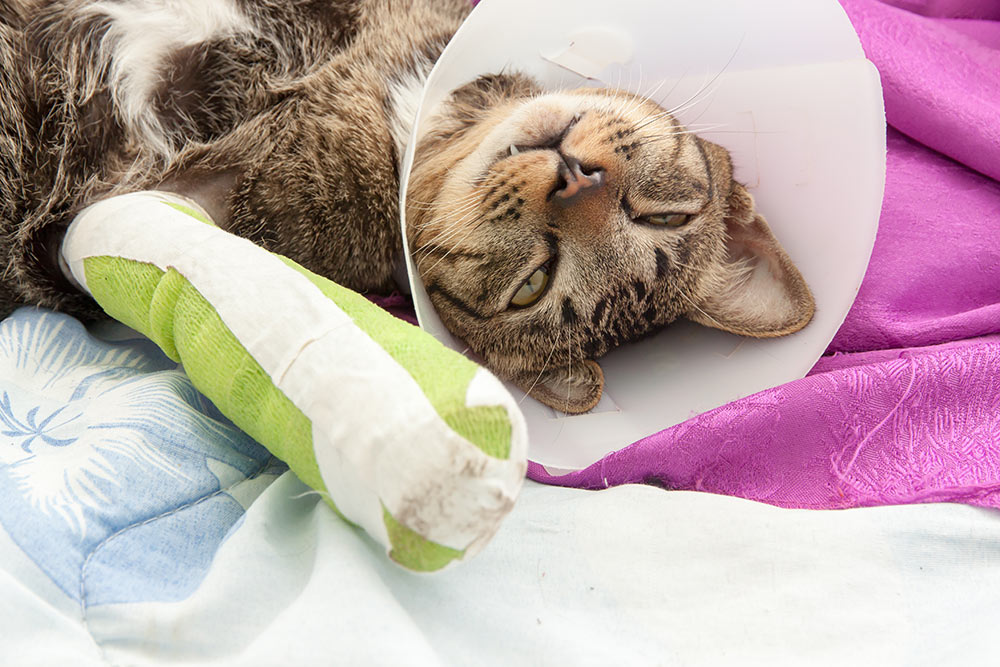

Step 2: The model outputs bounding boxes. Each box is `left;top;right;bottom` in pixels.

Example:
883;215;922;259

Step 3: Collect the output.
3;308;998;665
6;475;1000;665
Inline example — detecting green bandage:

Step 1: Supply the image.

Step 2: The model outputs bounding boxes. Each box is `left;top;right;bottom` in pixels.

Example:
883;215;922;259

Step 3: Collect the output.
61;191;528;571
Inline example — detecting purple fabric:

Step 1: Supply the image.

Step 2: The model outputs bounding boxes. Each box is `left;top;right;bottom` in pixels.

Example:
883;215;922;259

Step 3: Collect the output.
369;292;419;326
879;0;1000;19
528;0;1000;510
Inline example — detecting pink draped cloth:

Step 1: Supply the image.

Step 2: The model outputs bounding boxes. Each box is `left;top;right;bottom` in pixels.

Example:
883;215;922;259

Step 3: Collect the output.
527;0;1000;509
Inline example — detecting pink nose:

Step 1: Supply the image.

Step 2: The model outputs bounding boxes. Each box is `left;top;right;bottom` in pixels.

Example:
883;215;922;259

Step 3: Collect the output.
551;156;605;206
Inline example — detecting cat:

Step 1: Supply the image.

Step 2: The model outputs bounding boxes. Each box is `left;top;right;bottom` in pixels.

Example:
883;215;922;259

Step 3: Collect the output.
0;0;814;415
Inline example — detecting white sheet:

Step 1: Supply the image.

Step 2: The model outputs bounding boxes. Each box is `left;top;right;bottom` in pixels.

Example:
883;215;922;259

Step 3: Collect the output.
8;475;1000;665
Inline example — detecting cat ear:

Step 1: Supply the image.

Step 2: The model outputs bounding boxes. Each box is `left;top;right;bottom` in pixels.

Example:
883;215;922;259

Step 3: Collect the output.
688;183;815;338
513;360;604;414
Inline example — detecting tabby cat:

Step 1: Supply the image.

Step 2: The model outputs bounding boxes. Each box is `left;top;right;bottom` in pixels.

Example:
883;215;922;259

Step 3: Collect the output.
0;0;814;414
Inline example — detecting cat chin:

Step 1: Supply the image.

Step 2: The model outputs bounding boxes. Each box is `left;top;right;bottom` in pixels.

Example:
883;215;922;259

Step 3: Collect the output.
509;360;605;415
449;332;605;415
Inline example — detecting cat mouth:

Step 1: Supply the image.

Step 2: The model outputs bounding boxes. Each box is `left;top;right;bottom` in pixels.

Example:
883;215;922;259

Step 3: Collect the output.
481;114;583;177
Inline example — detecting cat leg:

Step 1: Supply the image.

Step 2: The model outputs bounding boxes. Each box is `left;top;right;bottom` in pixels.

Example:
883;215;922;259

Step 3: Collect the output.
161;86;404;296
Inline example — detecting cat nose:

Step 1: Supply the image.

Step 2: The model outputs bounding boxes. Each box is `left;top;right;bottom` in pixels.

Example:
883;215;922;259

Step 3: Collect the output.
551;156;605;207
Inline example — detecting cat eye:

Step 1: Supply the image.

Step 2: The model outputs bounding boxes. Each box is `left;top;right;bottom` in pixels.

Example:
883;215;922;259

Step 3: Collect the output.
638;213;691;227
620;197;695;228
510;263;551;307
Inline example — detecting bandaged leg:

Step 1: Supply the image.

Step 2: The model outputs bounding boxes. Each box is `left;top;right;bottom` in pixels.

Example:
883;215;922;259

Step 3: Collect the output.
60;191;528;571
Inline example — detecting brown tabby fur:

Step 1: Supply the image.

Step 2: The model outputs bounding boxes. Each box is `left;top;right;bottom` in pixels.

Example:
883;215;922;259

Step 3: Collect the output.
0;0;467;316
0;0;814;414
408;85;815;411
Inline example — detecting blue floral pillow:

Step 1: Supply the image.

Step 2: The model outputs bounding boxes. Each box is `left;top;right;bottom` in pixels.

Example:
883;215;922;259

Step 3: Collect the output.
0;308;277;607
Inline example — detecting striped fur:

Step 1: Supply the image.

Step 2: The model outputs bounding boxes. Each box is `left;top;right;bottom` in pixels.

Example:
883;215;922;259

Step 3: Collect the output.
0;0;813;413
1;0;467;318
407;84;815;412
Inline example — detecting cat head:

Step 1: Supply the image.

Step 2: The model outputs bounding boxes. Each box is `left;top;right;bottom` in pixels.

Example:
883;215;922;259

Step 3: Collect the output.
406;74;814;414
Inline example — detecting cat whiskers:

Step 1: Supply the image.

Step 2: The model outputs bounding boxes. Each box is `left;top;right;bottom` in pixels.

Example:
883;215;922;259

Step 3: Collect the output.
406;188;489;213
412;219;479;262
568;333;587;414
667;33;744;117
644;122;730;136
614;89;653;124
564;327;573;413
600;68;689;127
409;198;485;231
412;192;493;243
622;63;647;115
410;176;495;210
673;255;756;329
631;35;744;134
519;328;561;406
624;67;680;121
663;77;723;121
630;75;669;115
410;176;507;261
651;69;689;110
407;181;495;239
635;128;775;151
676;288;726;330
632;122;732;148
631;108;678;134
415;211;492;275
596;69;664;124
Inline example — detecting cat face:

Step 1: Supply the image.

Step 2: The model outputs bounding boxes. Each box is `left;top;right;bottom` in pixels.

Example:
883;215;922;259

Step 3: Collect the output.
407;76;814;414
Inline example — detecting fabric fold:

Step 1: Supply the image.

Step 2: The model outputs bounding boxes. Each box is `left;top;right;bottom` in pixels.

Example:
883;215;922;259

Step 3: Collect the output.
531;335;1000;510
840;0;1000;182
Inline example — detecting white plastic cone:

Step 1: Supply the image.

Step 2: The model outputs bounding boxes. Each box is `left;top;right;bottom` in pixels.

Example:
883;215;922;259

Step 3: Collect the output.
400;0;885;472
